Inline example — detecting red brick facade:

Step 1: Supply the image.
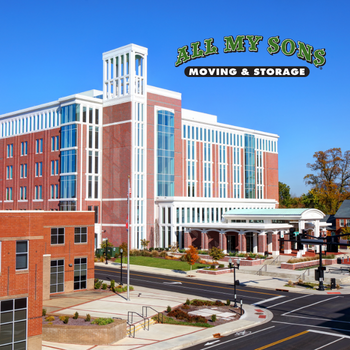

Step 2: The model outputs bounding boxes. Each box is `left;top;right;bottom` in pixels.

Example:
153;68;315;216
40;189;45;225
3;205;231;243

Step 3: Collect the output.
0;211;95;349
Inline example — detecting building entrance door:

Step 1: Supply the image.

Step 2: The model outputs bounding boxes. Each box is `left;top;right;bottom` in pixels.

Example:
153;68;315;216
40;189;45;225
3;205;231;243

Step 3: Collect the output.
246;233;254;253
226;235;236;253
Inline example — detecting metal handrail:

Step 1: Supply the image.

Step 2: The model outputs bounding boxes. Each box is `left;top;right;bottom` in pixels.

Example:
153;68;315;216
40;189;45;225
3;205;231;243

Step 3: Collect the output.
256;264;267;276
271;255;280;265
298;268;311;281
127;323;136;338
127;311;147;330
142;306;164;324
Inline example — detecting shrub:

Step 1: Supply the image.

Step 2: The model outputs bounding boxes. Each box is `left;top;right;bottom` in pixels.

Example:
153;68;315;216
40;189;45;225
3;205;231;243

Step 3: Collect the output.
59;316;66;322
110;280;115;288
85;314;91;322
45;316;55;322
73;312;79;319
160;251;167;258
94;280;102;289
94;257;98;262
185;298;190;305
192;316;207;323
287;280;294;286
181;304;190;309
63;316;69;324
142;250;151;257
99;257;105;262
209;247;225;263
211;314;217;322
219;264;224;268
102;283;107;290
180;254;187;262
214;300;224;306
191;299;205;306
92;318;114;325
149;247;154;251
336;284;341;290
179;249;185;253
107;254;111;260
119;242;128;254
226;299;231;306
151;250;159;257
42;309;47;316
167;305;172;313
111;286;116;293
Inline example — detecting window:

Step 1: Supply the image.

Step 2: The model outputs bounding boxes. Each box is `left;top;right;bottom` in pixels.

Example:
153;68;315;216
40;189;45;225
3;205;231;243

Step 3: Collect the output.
74;258;87;290
74;227;87;243
50;260;64;293
51;136;58;151
6;187;12;201
35;162;42;177
21;141;27;156
35;139;43;153
6;166;13;179
340;219;344;227
20;164;27;178
20;187;27;200
7;144;13;158
94;206;99;223
51;228;64;245
16;241;28;270
51;160;59;175
35;185;42;200
0;298;27;349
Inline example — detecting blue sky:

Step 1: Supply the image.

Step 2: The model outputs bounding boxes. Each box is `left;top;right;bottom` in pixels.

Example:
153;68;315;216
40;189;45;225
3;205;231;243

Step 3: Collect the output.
0;0;348;196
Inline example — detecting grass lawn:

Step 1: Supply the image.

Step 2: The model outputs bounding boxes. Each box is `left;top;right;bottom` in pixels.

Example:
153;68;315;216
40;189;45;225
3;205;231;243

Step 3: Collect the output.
117;256;207;271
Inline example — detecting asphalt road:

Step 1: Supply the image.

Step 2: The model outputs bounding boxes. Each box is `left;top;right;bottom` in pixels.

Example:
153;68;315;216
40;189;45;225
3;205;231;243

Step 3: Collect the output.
95;266;350;350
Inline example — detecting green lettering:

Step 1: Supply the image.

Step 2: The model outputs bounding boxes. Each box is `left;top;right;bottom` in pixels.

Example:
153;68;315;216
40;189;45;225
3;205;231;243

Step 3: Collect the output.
313;48;326;68
281;39;297;56
267;36;280;55
204;38;218;56
191;42;205;59
246;35;263;52
175;46;191;67
297;41;314;63
223;35;246;53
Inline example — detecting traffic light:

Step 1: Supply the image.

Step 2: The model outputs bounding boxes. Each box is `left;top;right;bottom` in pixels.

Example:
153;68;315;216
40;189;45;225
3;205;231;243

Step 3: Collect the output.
289;228;296;242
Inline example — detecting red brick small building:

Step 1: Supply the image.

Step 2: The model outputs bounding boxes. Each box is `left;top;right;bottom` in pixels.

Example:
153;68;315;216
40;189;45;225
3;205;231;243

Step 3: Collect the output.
0;210;94;349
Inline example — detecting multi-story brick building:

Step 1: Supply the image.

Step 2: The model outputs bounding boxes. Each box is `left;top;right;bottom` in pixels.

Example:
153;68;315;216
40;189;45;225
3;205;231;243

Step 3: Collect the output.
0;210;94;349
0;43;279;253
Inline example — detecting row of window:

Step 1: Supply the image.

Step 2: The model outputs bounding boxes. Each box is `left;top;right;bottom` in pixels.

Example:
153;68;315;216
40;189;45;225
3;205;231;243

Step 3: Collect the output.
6;185;58;201
182;124;278;153
6;161;59;180
6;139;43;158
51;227;88;245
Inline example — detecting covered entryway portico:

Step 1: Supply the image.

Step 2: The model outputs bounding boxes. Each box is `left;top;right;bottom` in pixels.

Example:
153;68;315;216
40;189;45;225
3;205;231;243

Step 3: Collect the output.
184;208;330;255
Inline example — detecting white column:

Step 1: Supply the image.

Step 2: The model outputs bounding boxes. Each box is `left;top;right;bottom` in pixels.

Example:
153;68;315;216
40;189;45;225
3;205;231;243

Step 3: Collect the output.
253;233;258;253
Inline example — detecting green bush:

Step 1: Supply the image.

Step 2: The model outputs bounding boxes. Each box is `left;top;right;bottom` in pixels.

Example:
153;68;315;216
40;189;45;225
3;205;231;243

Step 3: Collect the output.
85;314;91;322
211;314;217;322
226;299;231;306
46;316;55;322
167;305;172;313
96;252;101;258
237;253;246;257
110;280;115;288
102;283;107;290
63;316;69;324
142;250;151;257
219;264;224;268
178;249;185;253
73;312;79;319
42;309;47;316
160;251;167;257
92;318;114;325
185;298;190;305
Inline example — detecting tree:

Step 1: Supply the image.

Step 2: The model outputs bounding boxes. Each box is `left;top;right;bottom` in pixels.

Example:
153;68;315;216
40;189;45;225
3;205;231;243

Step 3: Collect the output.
279;182;292;207
101;240;113;249
140;239;150;250
341;227;350;241
209;246;225;265
184;245;199;275
304;148;350;214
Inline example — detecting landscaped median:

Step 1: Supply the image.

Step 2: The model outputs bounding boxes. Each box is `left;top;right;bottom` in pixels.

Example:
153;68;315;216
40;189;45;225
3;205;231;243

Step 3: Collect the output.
281;255;337;270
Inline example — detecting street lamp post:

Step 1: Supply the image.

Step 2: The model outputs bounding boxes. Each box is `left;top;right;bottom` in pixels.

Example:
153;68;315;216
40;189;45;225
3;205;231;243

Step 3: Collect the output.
103;238;108;265
228;258;240;307
120;248;124;286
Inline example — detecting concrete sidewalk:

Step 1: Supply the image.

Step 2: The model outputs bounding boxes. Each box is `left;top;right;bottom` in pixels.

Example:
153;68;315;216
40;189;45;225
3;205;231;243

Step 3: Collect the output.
42;287;272;350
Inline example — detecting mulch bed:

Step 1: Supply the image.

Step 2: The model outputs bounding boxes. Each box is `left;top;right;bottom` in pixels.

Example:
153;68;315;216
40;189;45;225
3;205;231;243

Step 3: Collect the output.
42;315;101;326
163;303;242;327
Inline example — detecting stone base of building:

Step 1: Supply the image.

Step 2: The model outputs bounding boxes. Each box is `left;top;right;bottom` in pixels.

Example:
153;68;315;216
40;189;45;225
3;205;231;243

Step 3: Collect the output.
28;334;42;350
